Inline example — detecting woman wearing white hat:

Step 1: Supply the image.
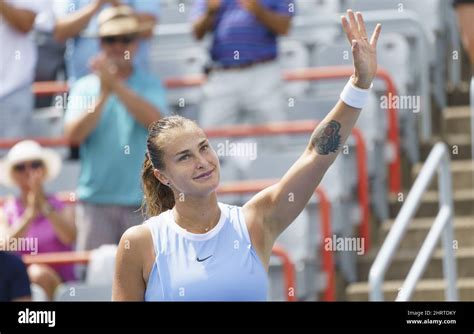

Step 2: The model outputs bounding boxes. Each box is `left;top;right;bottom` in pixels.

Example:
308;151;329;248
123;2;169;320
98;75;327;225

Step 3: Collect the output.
0;140;76;300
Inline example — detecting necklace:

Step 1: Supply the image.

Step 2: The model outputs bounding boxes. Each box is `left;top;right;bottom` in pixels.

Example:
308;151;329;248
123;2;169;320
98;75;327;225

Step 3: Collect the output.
173;208;220;234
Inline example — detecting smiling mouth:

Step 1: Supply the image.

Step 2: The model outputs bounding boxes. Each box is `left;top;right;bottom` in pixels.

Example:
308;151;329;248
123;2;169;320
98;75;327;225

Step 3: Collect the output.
193;169;214;180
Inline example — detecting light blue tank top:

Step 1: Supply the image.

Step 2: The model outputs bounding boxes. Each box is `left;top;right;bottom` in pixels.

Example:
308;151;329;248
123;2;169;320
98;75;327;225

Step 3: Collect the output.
144;202;268;301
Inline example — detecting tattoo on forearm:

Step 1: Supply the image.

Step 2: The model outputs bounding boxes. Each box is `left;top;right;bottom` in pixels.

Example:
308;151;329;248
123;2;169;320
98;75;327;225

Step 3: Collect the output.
310;120;342;155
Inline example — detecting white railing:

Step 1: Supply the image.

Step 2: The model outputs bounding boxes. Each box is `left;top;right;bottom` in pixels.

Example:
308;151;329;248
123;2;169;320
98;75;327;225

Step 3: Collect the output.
369;142;458;301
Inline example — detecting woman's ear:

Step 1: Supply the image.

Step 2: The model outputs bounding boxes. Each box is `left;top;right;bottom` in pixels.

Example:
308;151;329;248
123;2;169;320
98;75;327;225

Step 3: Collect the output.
153;169;170;185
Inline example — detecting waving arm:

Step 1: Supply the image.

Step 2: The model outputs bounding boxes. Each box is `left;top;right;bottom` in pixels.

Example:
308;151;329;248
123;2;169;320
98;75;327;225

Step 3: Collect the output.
243;10;382;255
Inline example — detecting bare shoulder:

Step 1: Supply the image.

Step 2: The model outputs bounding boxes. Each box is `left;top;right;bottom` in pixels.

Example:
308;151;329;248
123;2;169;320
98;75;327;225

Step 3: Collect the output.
118;224;154;257
113;224;154;301
121;224;152;242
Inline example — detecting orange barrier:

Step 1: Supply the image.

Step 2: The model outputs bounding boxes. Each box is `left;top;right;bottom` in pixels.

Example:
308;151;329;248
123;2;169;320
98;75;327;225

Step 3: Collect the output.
23;250;90;266
271;244;297;302
217;179;335;301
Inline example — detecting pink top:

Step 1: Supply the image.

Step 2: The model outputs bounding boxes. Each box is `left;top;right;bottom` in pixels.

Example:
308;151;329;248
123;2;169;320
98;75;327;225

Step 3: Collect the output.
3;196;75;282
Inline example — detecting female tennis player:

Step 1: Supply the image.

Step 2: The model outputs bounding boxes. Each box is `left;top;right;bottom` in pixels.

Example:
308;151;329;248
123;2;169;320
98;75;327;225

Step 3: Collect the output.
112;10;381;301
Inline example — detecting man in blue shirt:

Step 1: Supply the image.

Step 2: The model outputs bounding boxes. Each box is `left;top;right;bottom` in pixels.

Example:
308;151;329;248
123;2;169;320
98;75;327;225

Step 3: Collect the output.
64;6;168;255
191;0;294;128
0;252;31;301
55;0;160;82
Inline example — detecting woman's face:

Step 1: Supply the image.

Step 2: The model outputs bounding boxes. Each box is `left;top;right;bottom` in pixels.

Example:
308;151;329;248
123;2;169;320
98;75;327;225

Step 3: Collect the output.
155;125;220;197
10;159;46;191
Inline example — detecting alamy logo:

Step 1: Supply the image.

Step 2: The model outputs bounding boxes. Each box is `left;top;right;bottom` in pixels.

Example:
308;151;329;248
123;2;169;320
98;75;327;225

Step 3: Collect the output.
216;140;257;160
18;308;55;327
0;237;38;254
324;235;365;255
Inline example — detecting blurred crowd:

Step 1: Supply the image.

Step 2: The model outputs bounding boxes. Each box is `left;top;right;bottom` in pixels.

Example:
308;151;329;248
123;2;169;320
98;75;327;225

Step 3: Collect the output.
0;0;295;301
0;0;472;301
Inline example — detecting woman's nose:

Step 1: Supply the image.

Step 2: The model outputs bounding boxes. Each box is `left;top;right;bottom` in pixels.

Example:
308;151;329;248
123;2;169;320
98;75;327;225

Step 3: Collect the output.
195;154;210;169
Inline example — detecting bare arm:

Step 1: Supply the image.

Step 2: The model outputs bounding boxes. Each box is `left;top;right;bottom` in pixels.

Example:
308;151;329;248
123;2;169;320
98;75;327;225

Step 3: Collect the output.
136;13;157;39
0;204;35;240
112;225;153;301
193;8;218;40
0;2;37;33
54;1;102;42
244;10;382;254
113;82;162;128
64;92;109;145
43;204;76;246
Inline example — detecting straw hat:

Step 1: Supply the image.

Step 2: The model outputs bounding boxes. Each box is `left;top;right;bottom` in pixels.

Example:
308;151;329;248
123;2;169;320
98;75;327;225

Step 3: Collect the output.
0;140;62;188
97;5;154;37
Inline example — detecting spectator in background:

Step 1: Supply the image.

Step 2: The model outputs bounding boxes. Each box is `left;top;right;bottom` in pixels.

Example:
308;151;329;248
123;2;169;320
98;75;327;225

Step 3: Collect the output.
0;1;48;138
453;0;474;158
33;0;69;109
54;0;160;82
191;0;294;128
0;141;76;300
64;6;168;264
0;252;31;301
455;0;474;66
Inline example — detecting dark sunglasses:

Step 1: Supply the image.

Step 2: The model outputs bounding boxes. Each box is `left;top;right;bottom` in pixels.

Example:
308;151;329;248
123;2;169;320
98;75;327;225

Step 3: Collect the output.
13;160;44;172
101;34;137;45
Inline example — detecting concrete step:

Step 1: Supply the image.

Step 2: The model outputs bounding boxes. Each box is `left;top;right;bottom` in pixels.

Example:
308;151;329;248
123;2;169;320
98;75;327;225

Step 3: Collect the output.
357;247;474;281
420;135;472;161
447;83;470;106
444;106;472;136
380;217;474;250
411;160;473;191
389;189;474;217
346;278;474;301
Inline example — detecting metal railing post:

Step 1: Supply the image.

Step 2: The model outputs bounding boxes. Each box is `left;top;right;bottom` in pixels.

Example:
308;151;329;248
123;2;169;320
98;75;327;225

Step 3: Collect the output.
439;150;458;301
369;143;458;301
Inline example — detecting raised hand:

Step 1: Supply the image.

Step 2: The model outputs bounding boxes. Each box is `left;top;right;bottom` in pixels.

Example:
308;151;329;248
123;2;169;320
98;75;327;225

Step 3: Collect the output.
25;170;46;218
90;53;119;94
341;10;381;89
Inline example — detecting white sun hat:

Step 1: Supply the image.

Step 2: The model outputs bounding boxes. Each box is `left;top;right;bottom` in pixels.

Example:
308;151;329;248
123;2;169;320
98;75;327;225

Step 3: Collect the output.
0;140;62;188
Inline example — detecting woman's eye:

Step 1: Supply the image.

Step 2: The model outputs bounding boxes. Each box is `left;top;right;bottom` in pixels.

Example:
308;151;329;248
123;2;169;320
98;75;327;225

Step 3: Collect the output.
201;144;209;151
179;154;189;161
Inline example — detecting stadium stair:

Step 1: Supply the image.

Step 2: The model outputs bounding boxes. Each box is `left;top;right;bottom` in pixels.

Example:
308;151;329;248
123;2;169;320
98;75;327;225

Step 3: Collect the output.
346;103;474;301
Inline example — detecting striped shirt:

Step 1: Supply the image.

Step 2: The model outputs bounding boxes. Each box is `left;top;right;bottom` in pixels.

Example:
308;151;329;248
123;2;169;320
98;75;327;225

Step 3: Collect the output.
191;0;294;67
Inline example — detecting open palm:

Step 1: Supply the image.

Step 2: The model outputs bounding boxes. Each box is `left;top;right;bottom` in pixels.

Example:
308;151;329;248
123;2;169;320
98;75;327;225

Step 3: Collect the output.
341;10;382;89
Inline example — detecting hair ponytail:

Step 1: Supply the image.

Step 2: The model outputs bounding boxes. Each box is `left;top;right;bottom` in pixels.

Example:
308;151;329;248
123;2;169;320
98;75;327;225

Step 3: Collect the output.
141;153;175;218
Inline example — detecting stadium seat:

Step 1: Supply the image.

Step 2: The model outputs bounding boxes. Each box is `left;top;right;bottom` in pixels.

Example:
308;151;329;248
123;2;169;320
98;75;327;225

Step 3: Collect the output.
85;244;117;286
279;39;311;99
159;0;193;25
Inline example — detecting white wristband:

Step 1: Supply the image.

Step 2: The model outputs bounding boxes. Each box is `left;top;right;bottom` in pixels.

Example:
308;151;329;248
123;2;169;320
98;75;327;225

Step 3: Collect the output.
340;78;372;109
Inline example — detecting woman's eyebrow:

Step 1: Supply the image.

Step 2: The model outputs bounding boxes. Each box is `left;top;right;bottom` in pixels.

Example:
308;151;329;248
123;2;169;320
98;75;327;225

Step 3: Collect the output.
175;139;208;156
